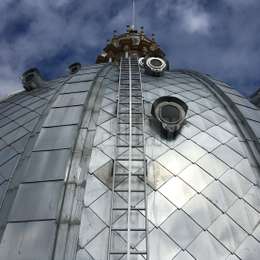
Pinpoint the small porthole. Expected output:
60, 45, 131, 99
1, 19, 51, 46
145, 57, 167, 76
69, 62, 81, 74
151, 96, 188, 135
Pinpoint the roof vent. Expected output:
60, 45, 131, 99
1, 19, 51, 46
69, 62, 81, 74
21, 68, 44, 91
144, 57, 167, 76
151, 96, 188, 135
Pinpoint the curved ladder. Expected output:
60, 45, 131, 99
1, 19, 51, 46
107, 56, 149, 259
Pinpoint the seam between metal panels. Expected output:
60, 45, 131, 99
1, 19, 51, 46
175, 69, 260, 174
52, 64, 113, 260
0, 76, 72, 242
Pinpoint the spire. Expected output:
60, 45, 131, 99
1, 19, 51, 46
132, 0, 136, 30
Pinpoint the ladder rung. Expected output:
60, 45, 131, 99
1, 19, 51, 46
119, 102, 143, 105
118, 112, 143, 115
115, 173, 144, 177
119, 95, 142, 98
116, 158, 144, 161
111, 228, 146, 232
119, 122, 143, 125
114, 189, 145, 193
117, 145, 144, 148
110, 251, 147, 255
117, 133, 143, 136
113, 207, 145, 211
120, 88, 140, 90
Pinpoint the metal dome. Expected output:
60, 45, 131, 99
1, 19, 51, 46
0, 30, 260, 260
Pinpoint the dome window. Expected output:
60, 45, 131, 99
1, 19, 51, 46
21, 68, 44, 91
69, 62, 81, 74
145, 57, 167, 76
151, 96, 188, 135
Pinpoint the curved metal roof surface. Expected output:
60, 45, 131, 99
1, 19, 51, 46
0, 62, 259, 260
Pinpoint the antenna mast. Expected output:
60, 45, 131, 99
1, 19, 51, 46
132, 0, 136, 29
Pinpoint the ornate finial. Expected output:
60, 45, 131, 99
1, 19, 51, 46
152, 33, 155, 41
126, 25, 130, 32
113, 30, 117, 36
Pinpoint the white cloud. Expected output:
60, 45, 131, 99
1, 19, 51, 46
181, 8, 210, 34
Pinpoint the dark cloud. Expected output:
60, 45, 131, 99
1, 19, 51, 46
0, 0, 259, 97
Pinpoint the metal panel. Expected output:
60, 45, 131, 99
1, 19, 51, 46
0, 122, 20, 138
188, 115, 214, 131
8, 181, 63, 221
146, 161, 173, 190
68, 73, 96, 83
173, 251, 195, 260
175, 140, 207, 163
161, 209, 202, 248
0, 146, 17, 166
61, 81, 92, 94
208, 214, 247, 252
201, 110, 225, 125
188, 231, 229, 260
34, 125, 78, 151
227, 199, 260, 233
84, 174, 108, 207
220, 169, 252, 198
159, 176, 196, 208
43, 106, 83, 127
236, 236, 260, 260
78, 207, 106, 247
0, 155, 20, 181
184, 194, 221, 229
192, 132, 221, 152
145, 191, 176, 227
2, 127, 28, 145
88, 148, 111, 174
85, 227, 109, 260
145, 136, 169, 160
197, 153, 230, 179
157, 150, 191, 175
213, 145, 243, 168
52, 92, 87, 107
179, 164, 214, 192
207, 125, 234, 143
0, 221, 56, 260
202, 181, 237, 211
24, 150, 71, 182
235, 159, 258, 184
138, 228, 180, 260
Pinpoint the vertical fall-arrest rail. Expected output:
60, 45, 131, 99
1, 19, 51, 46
107, 56, 149, 259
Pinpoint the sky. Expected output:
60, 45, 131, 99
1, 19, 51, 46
0, 0, 260, 97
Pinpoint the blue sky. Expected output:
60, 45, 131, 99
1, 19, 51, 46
0, 0, 260, 97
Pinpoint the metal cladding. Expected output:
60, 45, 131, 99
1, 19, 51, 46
1, 32, 260, 260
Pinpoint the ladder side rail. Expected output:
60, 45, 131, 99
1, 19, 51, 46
127, 57, 132, 260
107, 58, 123, 260
137, 56, 150, 260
